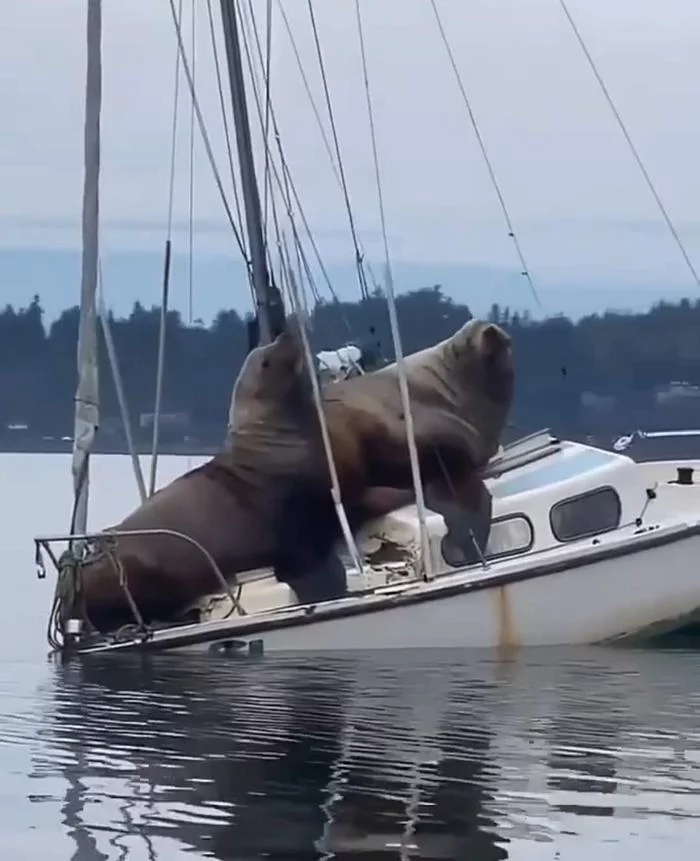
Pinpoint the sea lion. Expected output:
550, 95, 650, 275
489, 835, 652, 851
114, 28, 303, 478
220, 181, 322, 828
323, 318, 514, 560
329, 318, 513, 475
74, 324, 409, 634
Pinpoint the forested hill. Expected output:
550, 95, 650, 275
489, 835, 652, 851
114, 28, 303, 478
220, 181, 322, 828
3, 286, 700, 451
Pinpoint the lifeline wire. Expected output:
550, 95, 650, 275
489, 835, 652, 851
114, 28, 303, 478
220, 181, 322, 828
429, 0, 542, 311
558, 0, 700, 290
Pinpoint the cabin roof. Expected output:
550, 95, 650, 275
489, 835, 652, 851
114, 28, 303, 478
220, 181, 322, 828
489, 444, 622, 499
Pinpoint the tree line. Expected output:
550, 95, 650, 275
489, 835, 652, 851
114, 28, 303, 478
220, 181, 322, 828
3, 286, 700, 450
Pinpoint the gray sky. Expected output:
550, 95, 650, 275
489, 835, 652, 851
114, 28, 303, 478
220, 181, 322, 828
2, 0, 700, 317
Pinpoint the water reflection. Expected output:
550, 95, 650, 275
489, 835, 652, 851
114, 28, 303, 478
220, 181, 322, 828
27, 648, 700, 859
545, 665, 624, 818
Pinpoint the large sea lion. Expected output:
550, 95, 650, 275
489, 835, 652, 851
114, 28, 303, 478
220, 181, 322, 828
322, 317, 514, 559
73, 325, 410, 634
328, 318, 512, 477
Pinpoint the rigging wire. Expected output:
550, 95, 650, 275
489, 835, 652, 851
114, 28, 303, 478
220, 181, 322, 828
186, 0, 197, 475
261, 0, 274, 237
166, 0, 184, 250
149, 0, 184, 497
279, 233, 364, 575
236, 0, 292, 281
187, 0, 196, 327
429, 0, 543, 311
239, 0, 284, 295
204, 0, 248, 260
353, 0, 433, 579
558, 0, 700, 290
275, 0, 381, 295
236, 0, 354, 333
241, 0, 377, 348
276, 1, 340, 193
97, 270, 147, 503
165, 0, 252, 273
306, 0, 371, 301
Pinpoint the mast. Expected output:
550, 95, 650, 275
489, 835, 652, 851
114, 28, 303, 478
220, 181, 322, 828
218, 0, 284, 345
71, 0, 102, 538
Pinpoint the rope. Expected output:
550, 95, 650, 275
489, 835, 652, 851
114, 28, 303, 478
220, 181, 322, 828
305, 0, 371, 301
353, 0, 433, 580
429, 0, 542, 311
558, 0, 700, 291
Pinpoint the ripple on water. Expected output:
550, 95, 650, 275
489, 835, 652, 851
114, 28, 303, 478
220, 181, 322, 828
0, 647, 697, 859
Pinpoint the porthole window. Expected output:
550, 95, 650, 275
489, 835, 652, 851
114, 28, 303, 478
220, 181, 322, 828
441, 514, 534, 567
549, 486, 621, 543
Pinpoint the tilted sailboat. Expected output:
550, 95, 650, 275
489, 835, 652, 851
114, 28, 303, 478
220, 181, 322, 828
33, 0, 700, 656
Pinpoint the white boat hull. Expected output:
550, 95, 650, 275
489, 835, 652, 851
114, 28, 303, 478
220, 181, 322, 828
160, 522, 700, 655
38, 432, 700, 658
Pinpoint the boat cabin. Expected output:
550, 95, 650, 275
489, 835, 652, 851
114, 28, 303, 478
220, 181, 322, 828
356, 430, 657, 576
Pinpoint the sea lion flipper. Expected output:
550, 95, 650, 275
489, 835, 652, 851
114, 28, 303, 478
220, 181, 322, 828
276, 552, 348, 605
425, 472, 493, 565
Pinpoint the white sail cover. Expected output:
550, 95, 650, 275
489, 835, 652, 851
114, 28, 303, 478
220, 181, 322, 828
316, 345, 363, 381
71, 0, 101, 534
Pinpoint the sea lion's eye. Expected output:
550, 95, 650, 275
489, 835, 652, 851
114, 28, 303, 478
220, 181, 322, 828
261, 359, 270, 369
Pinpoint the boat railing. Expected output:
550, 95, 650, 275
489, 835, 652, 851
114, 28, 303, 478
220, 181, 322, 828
613, 428, 700, 452
34, 527, 246, 653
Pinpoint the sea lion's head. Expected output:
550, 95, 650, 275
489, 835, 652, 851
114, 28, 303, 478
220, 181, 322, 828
228, 315, 314, 430
447, 318, 514, 409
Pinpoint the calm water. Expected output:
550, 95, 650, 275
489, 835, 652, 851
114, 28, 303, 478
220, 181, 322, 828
3, 453, 700, 859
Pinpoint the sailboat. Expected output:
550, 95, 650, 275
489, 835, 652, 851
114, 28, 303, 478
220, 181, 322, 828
33, 0, 700, 656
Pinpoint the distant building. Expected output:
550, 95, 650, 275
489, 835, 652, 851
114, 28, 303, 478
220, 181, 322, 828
580, 391, 617, 413
138, 412, 191, 431
654, 381, 700, 405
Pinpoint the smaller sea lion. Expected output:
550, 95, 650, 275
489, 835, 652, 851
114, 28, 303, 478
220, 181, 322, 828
75, 323, 408, 633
